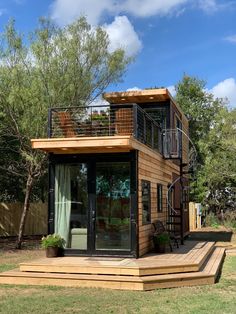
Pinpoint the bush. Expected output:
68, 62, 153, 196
41, 234, 65, 249
223, 211, 236, 230
153, 232, 170, 245
205, 210, 236, 231
205, 212, 220, 228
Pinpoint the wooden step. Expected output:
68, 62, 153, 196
0, 269, 145, 290
19, 242, 215, 276
0, 247, 225, 290
143, 247, 225, 290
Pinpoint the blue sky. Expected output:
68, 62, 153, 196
0, 0, 236, 107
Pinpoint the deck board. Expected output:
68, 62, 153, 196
0, 241, 225, 290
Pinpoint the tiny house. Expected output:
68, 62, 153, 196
31, 88, 190, 258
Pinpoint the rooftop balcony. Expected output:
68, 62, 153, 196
31, 103, 182, 158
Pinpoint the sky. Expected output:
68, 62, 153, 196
0, 0, 236, 108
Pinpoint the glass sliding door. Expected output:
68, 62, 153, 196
95, 162, 131, 251
54, 163, 88, 250
52, 154, 135, 256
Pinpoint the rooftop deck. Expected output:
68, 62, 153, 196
31, 103, 182, 158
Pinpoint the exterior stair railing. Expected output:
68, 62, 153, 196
163, 128, 197, 244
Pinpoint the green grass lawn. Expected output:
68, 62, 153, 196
0, 249, 236, 314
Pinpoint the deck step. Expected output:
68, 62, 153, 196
0, 247, 225, 290
143, 247, 225, 290
18, 242, 215, 276
0, 243, 225, 290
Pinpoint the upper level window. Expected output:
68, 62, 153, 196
145, 107, 168, 129
142, 180, 151, 224
157, 184, 163, 212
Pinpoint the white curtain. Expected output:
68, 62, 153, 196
55, 164, 71, 247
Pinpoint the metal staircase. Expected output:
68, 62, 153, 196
163, 128, 197, 244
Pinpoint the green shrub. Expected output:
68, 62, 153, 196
205, 212, 220, 228
223, 211, 236, 230
41, 234, 65, 249
153, 232, 170, 245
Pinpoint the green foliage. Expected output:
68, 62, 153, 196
0, 17, 131, 202
205, 211, 236, 230
175, 75, 235, 212
175, 75, 224, 142
153, 232, 170, 245
41, 234, 65, 249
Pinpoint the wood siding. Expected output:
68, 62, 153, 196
137, 149, 180, 257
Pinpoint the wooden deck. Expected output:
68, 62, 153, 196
0, 241, 225, 291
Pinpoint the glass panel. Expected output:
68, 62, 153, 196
96, 162, 131, 251
55, 163, 88, 250
142, 180, 151, 224
145, 107, 168, 129
157, 184, 163, 212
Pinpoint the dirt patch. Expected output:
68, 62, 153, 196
0, 236, 41, 251
0, 236, 44, 264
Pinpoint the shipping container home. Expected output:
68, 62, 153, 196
31, 88, 192, 258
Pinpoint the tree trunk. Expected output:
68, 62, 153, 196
16, 173, 34, 249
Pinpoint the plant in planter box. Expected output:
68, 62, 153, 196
153, 232, 170, 253
41, 234, 65, 258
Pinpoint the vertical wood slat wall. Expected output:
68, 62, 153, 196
0, 203, 47, 237
138, 150, 180, 257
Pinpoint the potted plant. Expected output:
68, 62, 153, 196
153, 232, 170, 253
41, 234, 66, 258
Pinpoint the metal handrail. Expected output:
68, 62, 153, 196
48, 103, 162, 153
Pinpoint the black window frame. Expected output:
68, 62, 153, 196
157, 183, 163, 213
141, 180, 151, 225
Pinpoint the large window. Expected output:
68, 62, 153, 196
142, 180, 151, 224
157, 184, 163, 212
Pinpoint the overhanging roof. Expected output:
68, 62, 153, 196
103, 88, 172, 104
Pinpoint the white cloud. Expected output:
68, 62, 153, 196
126, 86, 141, 91
51, 0, 113, 25
51, 0, 227, 26
50, 0, 190, 25
210, 78, 236, 108
0, 8, 7, 16
90, 96, 109, 109
197, 0, 233, 14
167, 85, 176, 97
197, 0, 218, 13
120, 0, 188, 18
224, 35, 236, 44
104, 16, 142, 57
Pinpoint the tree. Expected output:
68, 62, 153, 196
198, 108, 236, 212
175, 75, 227, 205
0, 17, 131, 248
175, 75, 224, 149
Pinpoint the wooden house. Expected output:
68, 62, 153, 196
31, 88, 191, 258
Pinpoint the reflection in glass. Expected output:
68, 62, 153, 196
54, 164, 88, 250
142, 180, 151, 224
96, 162, 131, 251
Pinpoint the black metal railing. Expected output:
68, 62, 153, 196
48, 104, 163, 153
